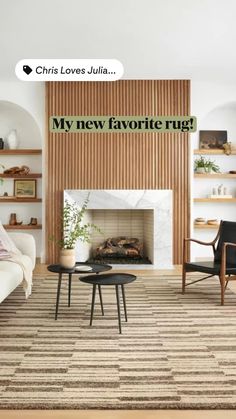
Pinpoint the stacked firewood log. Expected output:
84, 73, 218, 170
96, 236, 143, 258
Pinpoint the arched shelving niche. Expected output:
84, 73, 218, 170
0, 100, 41, 148
200, 102, 236, 142
0, 100, 43, 258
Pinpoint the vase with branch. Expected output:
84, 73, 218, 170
51, 194, 101, 268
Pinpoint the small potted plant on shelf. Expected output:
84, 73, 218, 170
51, 194, 101, 269
0, 164, 4, 187
194, 156, 220, 174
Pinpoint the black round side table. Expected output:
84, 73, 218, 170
47, 262, 112, 320
80, 273, 137, 334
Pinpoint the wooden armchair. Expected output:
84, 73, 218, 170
182, 220, 236, 305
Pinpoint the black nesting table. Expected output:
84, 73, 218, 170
80, 273, 137, 333
47, 262, 112, 319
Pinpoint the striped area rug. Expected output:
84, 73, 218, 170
1, 275, 236, 409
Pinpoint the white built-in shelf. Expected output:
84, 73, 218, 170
0, 149, 42, 155
194, 173, 236, 178
194, 198, 236, 202
194, 149, 236, 155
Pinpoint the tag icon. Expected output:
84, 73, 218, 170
23, 65, 33, 75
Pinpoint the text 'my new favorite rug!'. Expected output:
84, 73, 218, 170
1, 275, 236, 409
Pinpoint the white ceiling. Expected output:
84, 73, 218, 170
1, 0, 236, 83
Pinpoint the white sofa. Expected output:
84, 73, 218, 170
0, 233, 36, 303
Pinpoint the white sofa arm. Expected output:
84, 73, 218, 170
8, 233, 36, 269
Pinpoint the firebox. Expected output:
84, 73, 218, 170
86, 208, 154, 264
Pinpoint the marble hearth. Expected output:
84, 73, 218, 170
64, 189, 173, 268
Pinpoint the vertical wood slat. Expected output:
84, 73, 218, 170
46, 80, 190, 264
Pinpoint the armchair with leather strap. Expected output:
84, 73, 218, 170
182, 220, 236, 305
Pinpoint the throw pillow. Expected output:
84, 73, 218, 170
0, 222, 21, 255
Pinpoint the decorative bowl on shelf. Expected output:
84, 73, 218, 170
207, 219, 219, 225
194, 218, 206, 225
207, 219, 219, 226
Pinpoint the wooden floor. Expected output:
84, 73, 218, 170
2, 410, 236, 419
33, 264, 182, 277
2, 264, 236, 418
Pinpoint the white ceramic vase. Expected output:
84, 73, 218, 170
59, 248, 76, 269
6, 129, 19, 149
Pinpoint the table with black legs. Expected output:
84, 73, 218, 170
80, 273, 137, 333
47, 262, 112, 320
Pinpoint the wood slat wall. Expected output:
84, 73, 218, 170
46, 80, 190, 264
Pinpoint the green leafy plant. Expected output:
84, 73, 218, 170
194, 156, 220, 173
0, 164, 4, 185
51, 194, 102, 249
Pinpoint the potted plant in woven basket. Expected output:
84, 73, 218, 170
52, 194, 101, 269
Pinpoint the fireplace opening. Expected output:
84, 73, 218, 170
85, 209, 154, 265
88, 236, 152, 265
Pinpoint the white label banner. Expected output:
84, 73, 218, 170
15, 59, 124, 81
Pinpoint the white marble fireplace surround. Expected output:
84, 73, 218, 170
64, 190, 173, 268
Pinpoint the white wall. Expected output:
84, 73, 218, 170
1, 1, 236, 84
0, 81, 45, 258
191, 81, 236, 260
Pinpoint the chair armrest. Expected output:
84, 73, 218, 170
183, 237, 216, 265
184, 223, 221, 247
184, 237, 216, 246
183, 225, 221, 264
